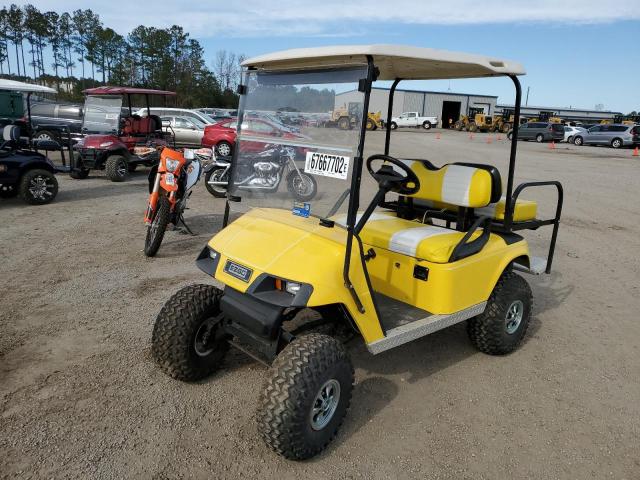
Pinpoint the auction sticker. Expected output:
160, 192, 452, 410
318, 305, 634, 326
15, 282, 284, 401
305, 151, 350, 180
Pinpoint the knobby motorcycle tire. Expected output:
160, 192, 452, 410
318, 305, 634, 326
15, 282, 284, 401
144, 196, 171, 257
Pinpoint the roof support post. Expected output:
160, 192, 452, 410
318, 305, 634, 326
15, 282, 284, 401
384, 78, 401, 155
504, 74, 522, 230
342, 55, 376, 313
26, 92, 33, 143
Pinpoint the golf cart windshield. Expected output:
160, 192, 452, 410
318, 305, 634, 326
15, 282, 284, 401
82, 95, 123, 134
228, 66, 368, 219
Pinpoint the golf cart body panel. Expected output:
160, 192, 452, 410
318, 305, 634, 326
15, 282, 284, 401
204, 205, 529, 345
205, 208, 383, 343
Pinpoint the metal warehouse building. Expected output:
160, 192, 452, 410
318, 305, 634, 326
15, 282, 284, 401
334, 87, 498, 128
496, 104, 623, 123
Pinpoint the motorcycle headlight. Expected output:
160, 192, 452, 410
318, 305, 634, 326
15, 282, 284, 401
99, 141, 113, 148
165, 159, 180, 172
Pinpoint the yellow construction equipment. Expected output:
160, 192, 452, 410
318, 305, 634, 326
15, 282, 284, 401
366, 111, 384, 130
326, 103, 382, 131
453, 107, 483, 131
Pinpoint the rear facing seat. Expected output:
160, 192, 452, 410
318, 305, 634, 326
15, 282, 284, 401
414, 196, 537, 222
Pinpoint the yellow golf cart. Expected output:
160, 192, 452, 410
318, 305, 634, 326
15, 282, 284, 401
151, 45, 563, 460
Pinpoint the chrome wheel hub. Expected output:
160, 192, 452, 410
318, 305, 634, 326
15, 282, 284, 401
310, 379, 340, 430
28, 175, 54, 201
218, 144, 231, 156
117, 161, 127, 177
293, 175, 312, 196
505, 300, 524, 334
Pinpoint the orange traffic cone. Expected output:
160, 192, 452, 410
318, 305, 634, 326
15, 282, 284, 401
469, 133, 474, 140
497, 134, 503, 141
549, 141, 556, 150
436, 132, 441, 140
486, 136, 492, 144
633, 147, 639, 157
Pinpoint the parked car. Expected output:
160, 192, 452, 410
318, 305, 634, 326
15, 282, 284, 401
161, 115, 206, 146
136, 107, 215, 126
29, 102, 84, 144
563, 125, 586, 143
390, 111, 438, 130
507, 122, 565, 142
573, 124, 640, 148
201, 117, 309, 157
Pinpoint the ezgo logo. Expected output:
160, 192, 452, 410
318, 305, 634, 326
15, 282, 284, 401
224, 260, 253, 282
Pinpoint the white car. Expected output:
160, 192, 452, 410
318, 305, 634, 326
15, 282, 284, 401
390, 111, 438, 130
563, 125, 586, 143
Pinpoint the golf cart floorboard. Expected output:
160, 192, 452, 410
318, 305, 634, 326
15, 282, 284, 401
368, 293, 486, 354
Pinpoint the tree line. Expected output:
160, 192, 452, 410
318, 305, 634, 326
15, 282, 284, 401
0, 4, 242, 108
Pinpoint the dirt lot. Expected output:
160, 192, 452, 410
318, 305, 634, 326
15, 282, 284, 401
2, 130, 639, 479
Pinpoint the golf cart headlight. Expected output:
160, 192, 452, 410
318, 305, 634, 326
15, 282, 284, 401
165, 159, 180, 172
209, 249, 218, 260
285, 282, 302, 295
99, 141, 114, 148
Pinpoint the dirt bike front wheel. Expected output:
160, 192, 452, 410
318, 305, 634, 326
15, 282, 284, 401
144, 196, 171, 257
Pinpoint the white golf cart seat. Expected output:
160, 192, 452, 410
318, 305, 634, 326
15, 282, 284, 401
401, 158, 537, 222
1, 125, 21, 152
334, 211, 485, 263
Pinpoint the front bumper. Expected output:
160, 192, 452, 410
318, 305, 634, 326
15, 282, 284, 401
195, 245, 313, 350
76, 148, 105, 168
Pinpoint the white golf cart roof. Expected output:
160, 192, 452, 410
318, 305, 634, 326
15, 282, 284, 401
243, 44, 525, 80
0, 79, 57, 94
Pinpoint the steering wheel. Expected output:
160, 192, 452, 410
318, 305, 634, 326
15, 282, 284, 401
366, 154, 420, 195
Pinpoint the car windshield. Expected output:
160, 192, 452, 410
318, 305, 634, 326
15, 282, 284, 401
190, 116, 207, 129
228, 66, 368, 220
82, 95, 123, 134
197, 112, 216, 124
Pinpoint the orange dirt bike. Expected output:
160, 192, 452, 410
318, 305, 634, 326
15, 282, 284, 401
143, 147, 211, 257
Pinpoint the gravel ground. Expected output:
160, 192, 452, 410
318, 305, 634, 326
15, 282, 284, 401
1, 130, 639, 479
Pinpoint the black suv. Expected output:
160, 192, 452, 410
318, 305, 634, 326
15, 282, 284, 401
30, 102, 84, 145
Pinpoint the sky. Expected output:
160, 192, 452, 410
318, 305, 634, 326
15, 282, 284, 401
12, 0, 640, 113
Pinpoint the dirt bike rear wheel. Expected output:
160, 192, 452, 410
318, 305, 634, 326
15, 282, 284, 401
144, 196, 171, 257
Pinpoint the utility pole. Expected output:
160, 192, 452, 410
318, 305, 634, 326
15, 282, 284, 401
525, 86, 530, 106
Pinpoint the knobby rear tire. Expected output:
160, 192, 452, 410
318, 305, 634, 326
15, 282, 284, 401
467, 271, 533, 355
